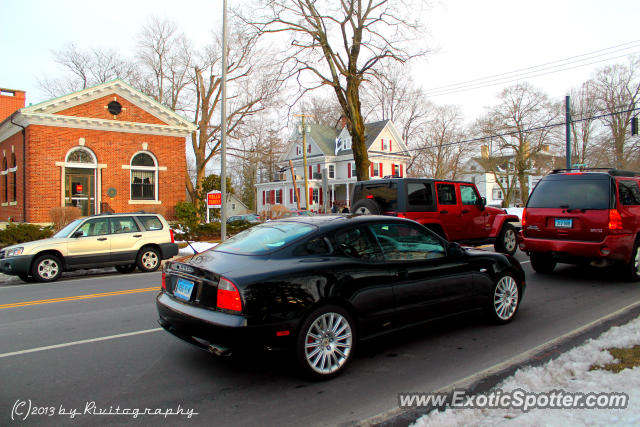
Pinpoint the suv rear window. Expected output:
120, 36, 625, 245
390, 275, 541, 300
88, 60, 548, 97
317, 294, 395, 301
352, 182, 398, 211
618, 180, 640, 206
527, 175, 612, 209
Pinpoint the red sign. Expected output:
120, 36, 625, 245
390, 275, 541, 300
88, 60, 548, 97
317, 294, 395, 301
207, 191, 222, 207
76, 184, 83, 193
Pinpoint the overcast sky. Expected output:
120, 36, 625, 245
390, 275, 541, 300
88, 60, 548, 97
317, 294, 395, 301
2, 0, 639, 122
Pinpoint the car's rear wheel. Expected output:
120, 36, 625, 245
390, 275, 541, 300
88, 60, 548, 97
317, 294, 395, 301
296, 305, 356, 380
351, 199, 381, 215
627, 239, 640, 282
487, 272, 521, 324
137, 247, 161, 272
530, 252, 556, 273
115, 264, 136, 274
31, 254, 62, 282
494, 223, 517, 255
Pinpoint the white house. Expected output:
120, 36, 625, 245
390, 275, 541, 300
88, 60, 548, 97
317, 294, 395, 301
256, 120, 410, 213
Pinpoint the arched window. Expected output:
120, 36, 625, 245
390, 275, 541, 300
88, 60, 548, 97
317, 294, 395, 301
11, 153, 16, 202
2, 157, 7, 203
66, 148, 96, 164
130, 152, 158, 200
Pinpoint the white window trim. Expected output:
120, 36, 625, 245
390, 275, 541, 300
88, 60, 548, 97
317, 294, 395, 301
328, 163, 335, 179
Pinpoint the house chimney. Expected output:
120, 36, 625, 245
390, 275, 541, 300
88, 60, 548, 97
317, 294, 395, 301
0, 88, 26, 122
338, 116, 349, 129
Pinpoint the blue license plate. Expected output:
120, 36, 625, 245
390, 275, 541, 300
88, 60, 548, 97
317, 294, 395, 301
174, 278, 194, 301
555, 218, 573, 229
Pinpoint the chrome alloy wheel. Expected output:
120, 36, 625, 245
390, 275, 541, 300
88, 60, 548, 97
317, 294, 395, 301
37, 258, 60, 280
493, 275, 519, 321
503, 228, 517, 253
304, 312, 353, 375
141, 251, 159, 269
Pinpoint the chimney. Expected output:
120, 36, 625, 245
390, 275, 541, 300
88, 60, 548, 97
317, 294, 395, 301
338, 116, 349, 129
0, 88, 26, 122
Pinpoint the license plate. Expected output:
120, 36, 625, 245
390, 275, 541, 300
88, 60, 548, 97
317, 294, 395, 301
555, 218, 573, 229
174, 278, 194, 301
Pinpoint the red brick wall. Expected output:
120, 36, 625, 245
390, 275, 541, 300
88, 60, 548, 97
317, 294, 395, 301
56, 94, 168, 125
0, 130, 26, 221
0, 125, 186, 223
0, 89, 26, 122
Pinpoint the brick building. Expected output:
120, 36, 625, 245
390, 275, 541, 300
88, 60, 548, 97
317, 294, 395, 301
0, 80, 195, 223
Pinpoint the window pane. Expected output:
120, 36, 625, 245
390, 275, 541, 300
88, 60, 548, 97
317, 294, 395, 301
110, 217, 140, 234
460, 185, 479, 205
131, 170, 155, 200
67, 149, 94, 163
77, 218, 109, 236
370, 223, 445, 261
437, 184, 457, 205
132, 153, 155, 166
333, 227, 380, 260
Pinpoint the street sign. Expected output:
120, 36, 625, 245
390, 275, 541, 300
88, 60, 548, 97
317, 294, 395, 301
207, 191, 222, 208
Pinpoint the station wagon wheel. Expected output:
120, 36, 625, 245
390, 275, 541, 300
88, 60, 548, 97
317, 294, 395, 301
137, 247, 161, 272
115, 264, 136, 274
487, 272, 520, 324
296, 305, 356, 380
351, 199, 381, 215
627, 239, 640, 282
31, 254, 62, 283
494, 223, 517, 255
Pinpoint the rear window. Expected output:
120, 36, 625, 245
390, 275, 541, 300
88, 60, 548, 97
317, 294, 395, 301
527, 175, 611, 209
353, 182, 398, 211
215, 221, 316, 255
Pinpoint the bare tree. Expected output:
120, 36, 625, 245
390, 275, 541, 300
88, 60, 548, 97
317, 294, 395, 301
569, 80, 600, 166
245, 0, 426, 181
297, 95, 343, 127
591, 55, 640, 169
476, 83, 561, 205
409, 105, 468, 179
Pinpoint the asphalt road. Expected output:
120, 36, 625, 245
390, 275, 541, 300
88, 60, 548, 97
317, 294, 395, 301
1, 253, 640, 426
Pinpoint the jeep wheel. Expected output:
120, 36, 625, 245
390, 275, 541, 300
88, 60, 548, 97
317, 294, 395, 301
627, 239, 640, 282
137, 247, 161, 272
351, 199, 381, 215
494, 223, 517, 255
530, 252, 556, 274
31, 254, 63, 282
115, 264, 136, 274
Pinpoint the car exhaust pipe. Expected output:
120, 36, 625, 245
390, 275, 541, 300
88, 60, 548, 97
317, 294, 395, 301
208, 344, 232, 357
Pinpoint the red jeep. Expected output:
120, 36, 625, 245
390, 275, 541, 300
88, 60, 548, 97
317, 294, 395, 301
351, 178, 520, 255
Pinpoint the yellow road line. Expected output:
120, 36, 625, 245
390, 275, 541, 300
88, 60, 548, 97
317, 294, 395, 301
0, 287, 161, 309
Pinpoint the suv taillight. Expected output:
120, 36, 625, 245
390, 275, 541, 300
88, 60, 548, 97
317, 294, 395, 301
608, 209, 623, 231
521, 208, 526, 227
217, 277, 242, 312
161, 271, 166, 290
169, 229, 175, 243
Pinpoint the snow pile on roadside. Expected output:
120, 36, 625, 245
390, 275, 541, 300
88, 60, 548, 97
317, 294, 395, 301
414, 316, 640, 426
177, 241, 217, 255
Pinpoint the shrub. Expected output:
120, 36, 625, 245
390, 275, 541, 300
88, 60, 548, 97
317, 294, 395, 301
49, 206, 81, 231
174, 201, 199, 234
0, 223, 55, 247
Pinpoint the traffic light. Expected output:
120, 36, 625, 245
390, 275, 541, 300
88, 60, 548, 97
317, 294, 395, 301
632, 117, 638, 136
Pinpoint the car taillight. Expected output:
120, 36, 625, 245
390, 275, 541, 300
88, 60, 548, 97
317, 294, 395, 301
217, 277, 242, 312
169, 229, 175, 243
608, 209, 623, 231
521, 208, 526, 227
397, 212, 407, 218
161, 271, 166, 290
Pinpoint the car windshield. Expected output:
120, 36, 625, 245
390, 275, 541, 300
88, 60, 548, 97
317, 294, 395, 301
53, 219, 84, 238
527, 175, 611, 210
215, 221, 317, 255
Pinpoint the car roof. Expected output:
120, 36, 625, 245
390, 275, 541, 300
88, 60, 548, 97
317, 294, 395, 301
355, 177, 474, 185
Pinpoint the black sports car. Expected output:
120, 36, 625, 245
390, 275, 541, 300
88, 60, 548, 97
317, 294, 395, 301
157, 215, 525, 379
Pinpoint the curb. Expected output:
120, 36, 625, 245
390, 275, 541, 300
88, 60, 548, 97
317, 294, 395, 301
356, 300, 640, 427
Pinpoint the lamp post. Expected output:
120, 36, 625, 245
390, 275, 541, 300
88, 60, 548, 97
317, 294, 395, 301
220, 0, 228, 241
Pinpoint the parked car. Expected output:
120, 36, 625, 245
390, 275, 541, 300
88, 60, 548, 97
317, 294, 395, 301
284, 209, 314, 217
0, 212, 178, 282
350, 178, 520, 255
227, 214, 261, 223
519, 168, 640, 281
156, 215, 525, 379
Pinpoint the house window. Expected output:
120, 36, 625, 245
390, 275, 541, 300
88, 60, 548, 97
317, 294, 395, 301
371, 162, 379, 177
307, 144, 311, 153
312, 188, 319, 203
392, 164, 399, 177
296, 146, 301, 156
1, 157, 6, 203
382, 139, 389, 150
328, 164, 335, 179
10, 153, 16, 202
492, 187, 504, 200
276, 189, 282, 204
130, 152, 158, 201
351, 162, 356, 178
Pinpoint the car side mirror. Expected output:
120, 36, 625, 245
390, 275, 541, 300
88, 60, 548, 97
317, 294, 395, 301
477, 197, 486, 210
447, 242, 465, 258
72, 230, 84, 238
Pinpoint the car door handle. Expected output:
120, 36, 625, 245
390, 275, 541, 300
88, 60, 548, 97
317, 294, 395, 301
440, 210, 448, 214
97, 237, 107, 241
133, 234, 142, 238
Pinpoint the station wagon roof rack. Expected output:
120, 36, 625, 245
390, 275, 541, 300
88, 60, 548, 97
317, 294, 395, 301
551, 168, 640, 177
88, 210, 154, 217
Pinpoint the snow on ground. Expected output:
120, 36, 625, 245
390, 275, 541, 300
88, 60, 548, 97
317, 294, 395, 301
414, 316, 640, 426
505, 208, 524, 221
177, 241, 217, 255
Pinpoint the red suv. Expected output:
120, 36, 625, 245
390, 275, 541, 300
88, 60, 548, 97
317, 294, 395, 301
351, 178, 520, 255
519, 169, 640, 281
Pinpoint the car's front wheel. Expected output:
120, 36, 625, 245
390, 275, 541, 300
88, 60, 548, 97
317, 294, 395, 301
494, 223, 517, 255
115, 264, 136, 274
31, 254, 63, 282
137, 247, 161, 272
530, 252, 556, 273
487, 272, 521, 324
296, 305, 356, 380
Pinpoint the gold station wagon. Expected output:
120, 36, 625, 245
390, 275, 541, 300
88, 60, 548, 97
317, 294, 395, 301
0, 213, 178, 282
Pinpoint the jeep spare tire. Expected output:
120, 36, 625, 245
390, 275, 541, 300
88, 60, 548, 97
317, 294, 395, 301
352, 199, 381, 215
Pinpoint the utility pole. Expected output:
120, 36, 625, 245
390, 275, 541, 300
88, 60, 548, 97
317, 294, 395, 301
294, 114, 313, 210
220, 0, 228, 241
565, 95, 571, 169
